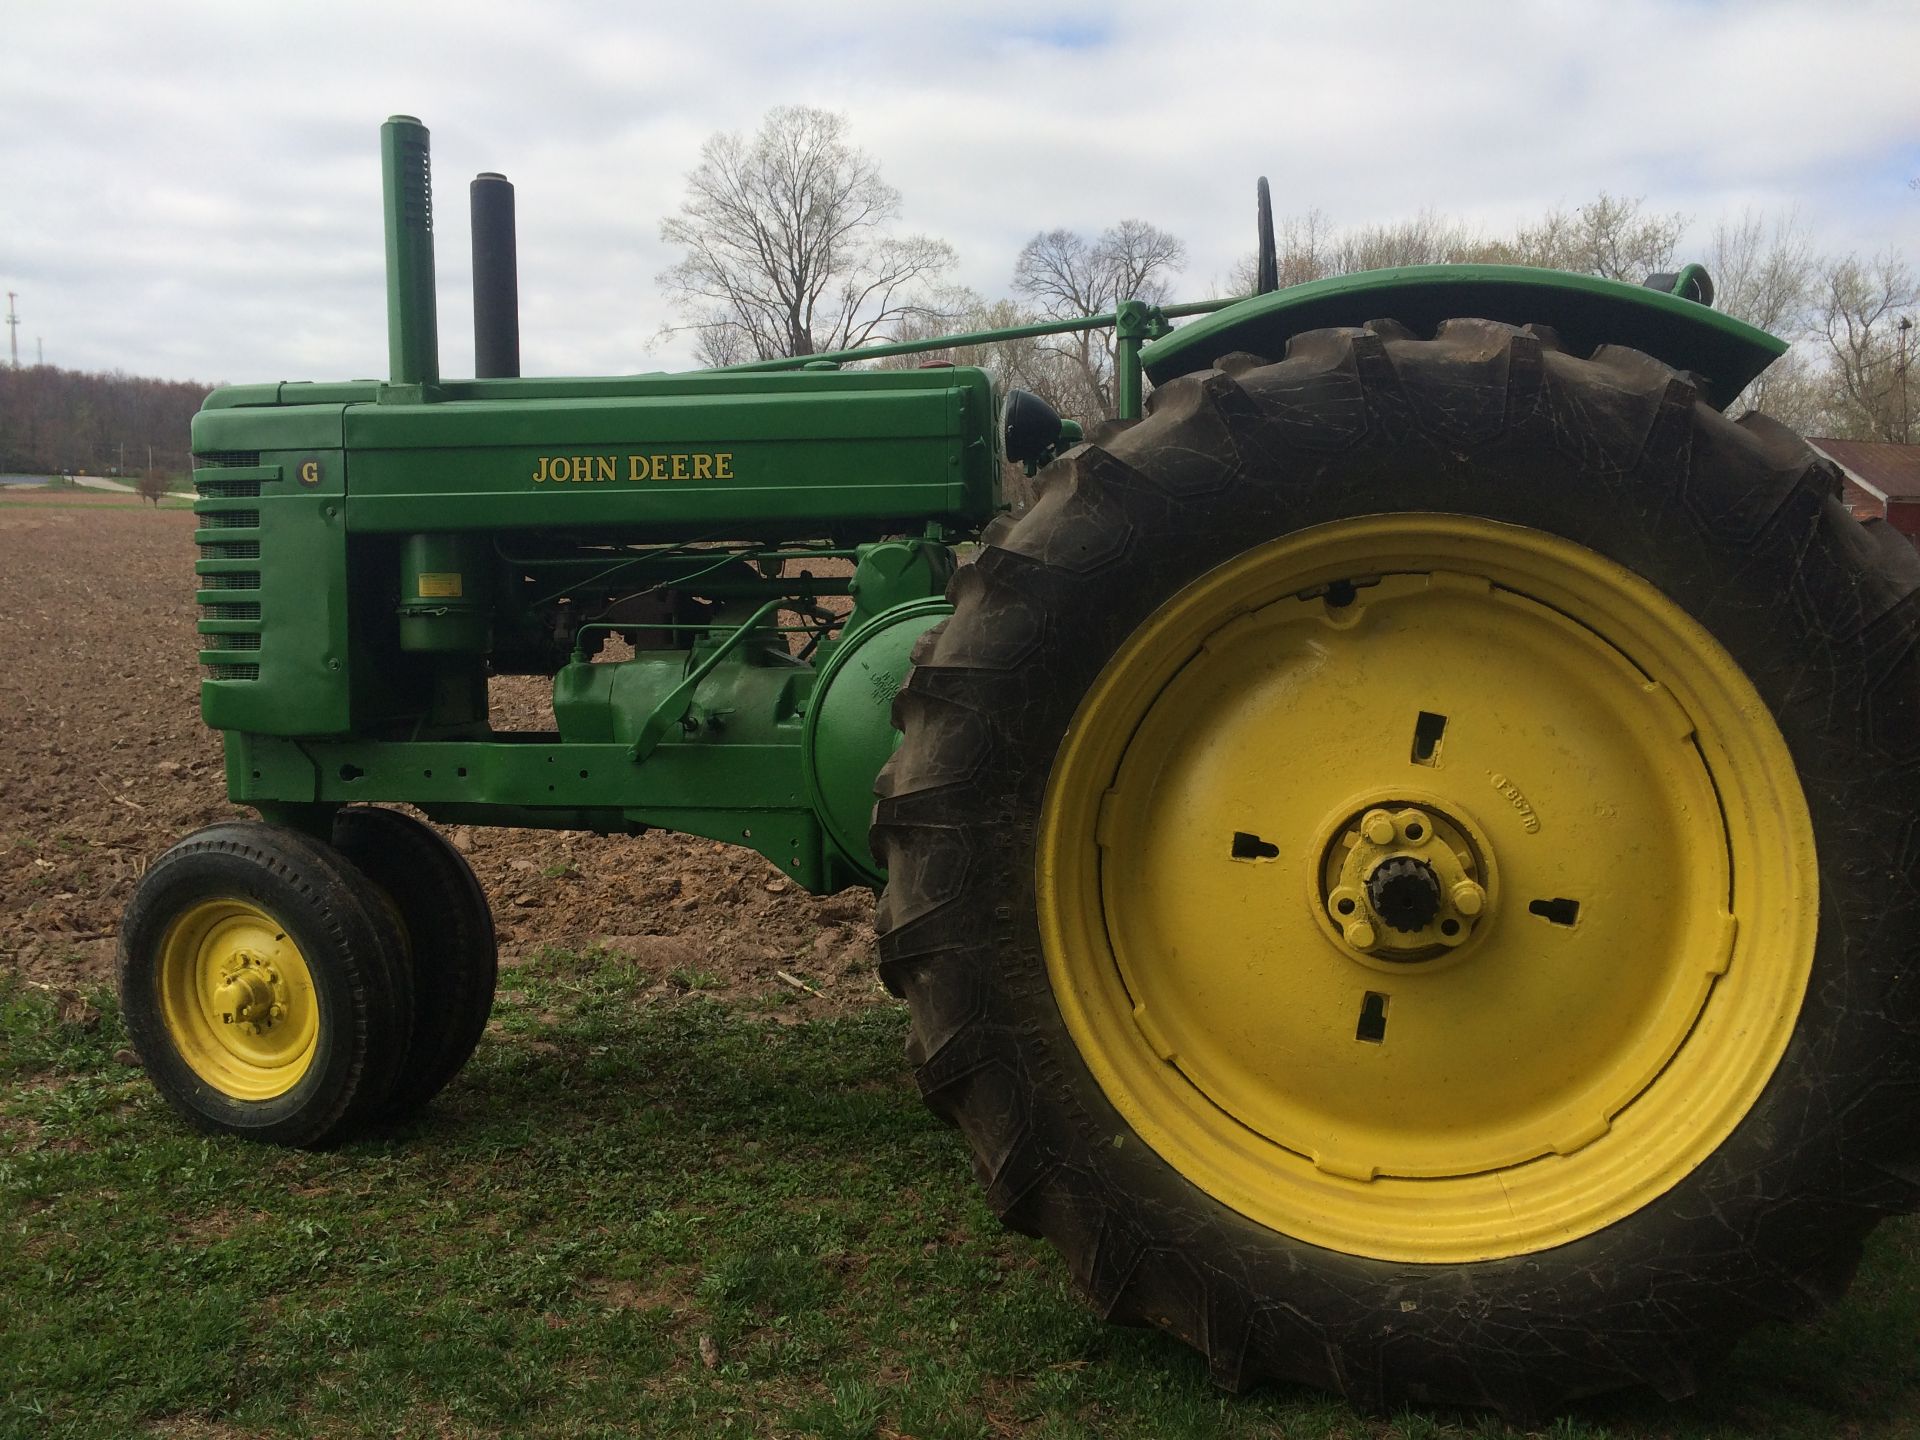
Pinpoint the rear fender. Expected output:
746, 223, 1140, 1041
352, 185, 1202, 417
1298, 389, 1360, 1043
1140, 264, 1785, 410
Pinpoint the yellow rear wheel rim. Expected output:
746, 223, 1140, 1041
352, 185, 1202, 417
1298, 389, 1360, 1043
1037, 514, 1816, 1263
156, 899, 319, 1100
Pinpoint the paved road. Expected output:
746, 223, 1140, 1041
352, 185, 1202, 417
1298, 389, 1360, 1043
0, 473, 137, 493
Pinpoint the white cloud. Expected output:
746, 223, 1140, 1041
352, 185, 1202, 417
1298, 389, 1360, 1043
2, 0, 1914, 383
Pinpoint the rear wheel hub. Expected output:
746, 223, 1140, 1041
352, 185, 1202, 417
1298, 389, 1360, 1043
1322, 803, 1486, 961
1367, 857, 1440, 933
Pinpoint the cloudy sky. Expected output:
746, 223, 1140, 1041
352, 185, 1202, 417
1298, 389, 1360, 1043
4, 0, 1915, 386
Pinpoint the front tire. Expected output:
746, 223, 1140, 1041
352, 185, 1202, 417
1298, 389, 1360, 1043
873, 320, 1920, 1410
332, 806, 497, 1121
118, 821, 414, 1148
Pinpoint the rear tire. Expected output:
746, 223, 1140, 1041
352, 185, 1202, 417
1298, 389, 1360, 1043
332, 806, 497, 1121
118, 821, 413, 1148
873, 320, 1920, 1411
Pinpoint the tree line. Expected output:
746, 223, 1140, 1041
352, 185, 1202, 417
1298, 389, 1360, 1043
0, 363, 208, 482
656, 107, 1917, 446
5, 110, 1907, 493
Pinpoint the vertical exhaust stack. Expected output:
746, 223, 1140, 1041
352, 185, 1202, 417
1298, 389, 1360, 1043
470, 172, 521, 379
381, 115, 440, 386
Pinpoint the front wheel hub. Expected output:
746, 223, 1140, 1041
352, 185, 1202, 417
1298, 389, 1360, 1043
156, 900, 319, 1099
212, 951, 289, 1033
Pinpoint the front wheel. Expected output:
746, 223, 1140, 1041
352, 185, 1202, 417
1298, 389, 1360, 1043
333, 805, 497, 1121
874, 320, 1920, 1411
117, 821, 414, 1148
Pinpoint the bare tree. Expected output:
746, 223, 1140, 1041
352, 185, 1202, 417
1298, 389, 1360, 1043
0, 364, 205, 476
1709, 210, 1816, 336
659, 107, 956, 362
1221, 209, 1344, 296
689, 317, 754, 370
872, 292, 1051, 385
1735, 346, 1835, 436
1334, 212, 1495, 273
1817, 253, 1918, 443
873, 291, 1089, 512
1703, 210, 1819, 416
1275, 210, 1340, 287
1495, 193, 1685, 281
1224, 195, 1679, 296
1204, 192, 1916, 441
1013, 220, 1185, 420
134, 468, 171, 506
1708, 233, 1917, 439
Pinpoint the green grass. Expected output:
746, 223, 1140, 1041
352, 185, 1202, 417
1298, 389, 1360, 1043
5, 953, 1919, 1439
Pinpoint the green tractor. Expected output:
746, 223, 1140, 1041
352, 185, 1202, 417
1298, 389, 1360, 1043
119, 116, 1920, 1412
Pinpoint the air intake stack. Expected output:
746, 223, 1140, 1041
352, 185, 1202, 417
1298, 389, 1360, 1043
380, 115, 440, 386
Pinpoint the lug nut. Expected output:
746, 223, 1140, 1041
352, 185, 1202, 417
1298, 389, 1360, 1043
1361, 810, 1396, 845
1451, 881, 1485, 917
1343, 919, 1378, 949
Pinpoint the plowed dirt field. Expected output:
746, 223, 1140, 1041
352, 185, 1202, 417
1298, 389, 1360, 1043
0, 489, 884, 1015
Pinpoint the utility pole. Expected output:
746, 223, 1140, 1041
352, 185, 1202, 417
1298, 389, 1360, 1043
1898, 316, 1912, 446
5, 292, 18, 369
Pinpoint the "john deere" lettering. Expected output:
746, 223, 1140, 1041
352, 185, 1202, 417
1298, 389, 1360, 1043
531, 453, 735, 484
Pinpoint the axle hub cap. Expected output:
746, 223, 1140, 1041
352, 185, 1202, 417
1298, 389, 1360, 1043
1368, 857, 1439, 933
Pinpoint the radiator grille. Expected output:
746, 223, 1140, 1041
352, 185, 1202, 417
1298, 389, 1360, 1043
194, 451, 262, 468
195, 476, 265, 680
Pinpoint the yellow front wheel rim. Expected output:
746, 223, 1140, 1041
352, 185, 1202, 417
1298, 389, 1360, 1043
1037, 515, 1817, 1264
156, 899, 320, 1100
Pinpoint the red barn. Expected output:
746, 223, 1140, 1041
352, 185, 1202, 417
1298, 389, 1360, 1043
1810, 438, 1920, 543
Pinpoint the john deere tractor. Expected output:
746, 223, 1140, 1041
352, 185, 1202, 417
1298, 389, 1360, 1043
119, 116, 1920, 1412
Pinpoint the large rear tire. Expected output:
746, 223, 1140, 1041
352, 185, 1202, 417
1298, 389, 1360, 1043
873, 320, 1920, 1411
